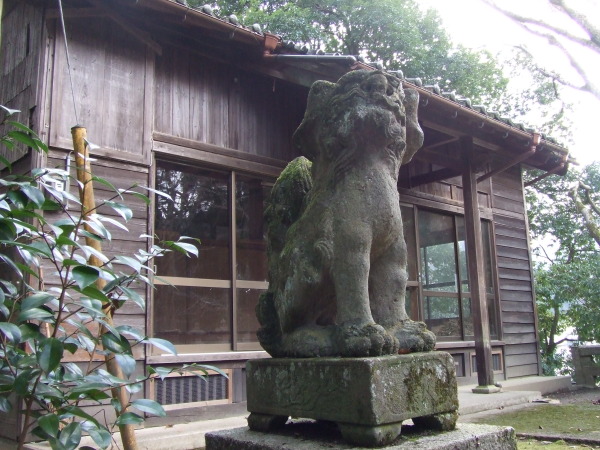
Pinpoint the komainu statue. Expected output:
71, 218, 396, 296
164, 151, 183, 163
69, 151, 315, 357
257, 70, 436, 358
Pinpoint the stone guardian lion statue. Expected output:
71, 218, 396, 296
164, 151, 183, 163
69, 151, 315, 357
256, 70, 436, 358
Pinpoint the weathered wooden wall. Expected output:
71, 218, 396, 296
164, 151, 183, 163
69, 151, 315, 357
403, 160, 492, 210
491, 165, 540, 378
49, 17, 149, 162
0, 2, 45, 437
402, 156, 540, 380
0, 0, 45, 165
41, 5, 306, 373
48, 14, 306, 163
154, 44, 305, 162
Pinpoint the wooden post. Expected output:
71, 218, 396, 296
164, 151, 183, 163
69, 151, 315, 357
460, 137, 497, 392
72, 126, 139, 449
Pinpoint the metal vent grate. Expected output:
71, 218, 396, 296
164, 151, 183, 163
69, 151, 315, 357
155, 374, 228, 405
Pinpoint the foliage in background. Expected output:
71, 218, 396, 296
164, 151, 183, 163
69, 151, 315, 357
201, 0, 508, 104
0, 107, 220, 449
525, 163, 600, 375
191, 0, 572, 142
489, 49, 574, 146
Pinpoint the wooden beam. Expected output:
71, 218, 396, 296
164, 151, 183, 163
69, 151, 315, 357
46, 7, 107, 19
413, 149, 463, 171
524, 162, 566, 187
87, 0, 162, 55
477, 140, 537, 183
152, 132, 287, 170
152, 137, 284, 178
421, 137, 460, 151
461, 136, 495, 389
230, 171, 238, 352
409, 167, 461, 188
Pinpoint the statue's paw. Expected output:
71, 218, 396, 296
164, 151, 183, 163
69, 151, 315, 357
335, 321, 398, 357
389, 320, 436, 354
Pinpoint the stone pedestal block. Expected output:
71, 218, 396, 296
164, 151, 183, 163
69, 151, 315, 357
245, 352, 458, 447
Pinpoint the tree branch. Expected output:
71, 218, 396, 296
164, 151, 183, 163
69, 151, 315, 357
580, 182, 600, 217
554, 336, 577, 346
549, 0, 600, 50
482, 0, 593, 47
482, 0, 600, 99
570, 183, 600, 247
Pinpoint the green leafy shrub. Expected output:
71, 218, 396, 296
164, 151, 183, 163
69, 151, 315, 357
0, 106, 220, 449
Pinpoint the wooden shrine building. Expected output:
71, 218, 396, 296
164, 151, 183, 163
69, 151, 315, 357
1, 0, 571, 432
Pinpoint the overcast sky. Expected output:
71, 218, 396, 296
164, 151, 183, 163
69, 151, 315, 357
418, 0, 600, 166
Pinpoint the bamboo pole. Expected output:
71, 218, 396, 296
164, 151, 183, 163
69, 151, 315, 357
0, 0, 4, 49
72, 126, 139, 450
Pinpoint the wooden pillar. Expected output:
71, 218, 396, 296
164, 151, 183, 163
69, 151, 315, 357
461, 137, 495, 390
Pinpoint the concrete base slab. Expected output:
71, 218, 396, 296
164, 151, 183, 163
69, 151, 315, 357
493, 375, 572, 394
205, 422, 517, 449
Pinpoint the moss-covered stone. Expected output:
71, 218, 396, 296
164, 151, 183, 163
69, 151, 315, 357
246, 352, 459, 447
255, 70, 435, 358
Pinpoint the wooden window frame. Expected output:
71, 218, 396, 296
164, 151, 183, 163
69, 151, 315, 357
404, 205, 501, 343
149, 155, 276, 356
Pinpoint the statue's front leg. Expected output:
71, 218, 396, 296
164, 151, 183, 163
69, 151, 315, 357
330, 235, 394, 357
370, 238, 436, 354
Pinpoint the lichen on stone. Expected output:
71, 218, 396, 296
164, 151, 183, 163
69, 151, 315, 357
256, 70, 436, 358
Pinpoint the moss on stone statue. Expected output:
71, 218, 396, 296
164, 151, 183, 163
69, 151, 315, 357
256, 70, 435, 358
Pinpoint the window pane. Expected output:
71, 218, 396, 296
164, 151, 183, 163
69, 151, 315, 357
455, 219, 495, 295
424, 296, 461, 338
155, 161, 230, 279
418, 211, 458, 292
154, 285, 231, 347
236, 288, 264, 349
236, 175, 271, 281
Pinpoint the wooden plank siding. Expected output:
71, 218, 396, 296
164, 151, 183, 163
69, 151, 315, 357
0, 1, 46, 165
49, 17, 148, 162
491, 165, 540, 378
153, 44, 306, 163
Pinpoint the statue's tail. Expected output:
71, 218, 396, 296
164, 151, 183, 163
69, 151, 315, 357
256, 157, 313, 356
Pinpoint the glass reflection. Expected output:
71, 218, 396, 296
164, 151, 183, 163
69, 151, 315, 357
424, 296, 461, 338
419, 211, 458, 292
155, 162, 230, 279
236, 176, 271, 281
154, 285, 231, 346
